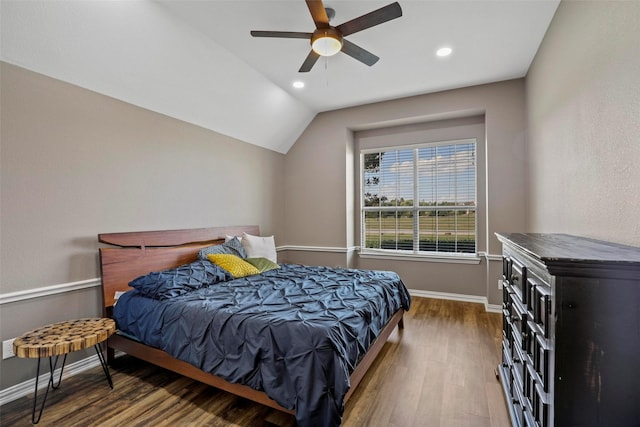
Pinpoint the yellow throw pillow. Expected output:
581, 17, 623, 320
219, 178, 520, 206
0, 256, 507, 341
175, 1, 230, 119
207, 254, 260, 278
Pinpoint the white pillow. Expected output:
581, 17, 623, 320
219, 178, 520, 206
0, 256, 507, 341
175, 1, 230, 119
241, 232, 277, 263
225, 234, 241, 242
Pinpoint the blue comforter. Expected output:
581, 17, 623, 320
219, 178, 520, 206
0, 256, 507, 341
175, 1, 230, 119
114, 264, 411, 426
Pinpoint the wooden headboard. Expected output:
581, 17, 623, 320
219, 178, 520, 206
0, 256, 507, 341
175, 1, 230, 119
98, 225, 260, 313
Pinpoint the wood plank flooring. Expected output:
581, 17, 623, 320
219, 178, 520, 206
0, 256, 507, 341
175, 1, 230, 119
0, 297, 509, 426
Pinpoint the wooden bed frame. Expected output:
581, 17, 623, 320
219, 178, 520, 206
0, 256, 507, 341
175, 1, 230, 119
98, 225, 405, 416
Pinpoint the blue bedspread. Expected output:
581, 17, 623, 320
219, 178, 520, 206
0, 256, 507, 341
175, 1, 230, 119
113, 264, 411, 426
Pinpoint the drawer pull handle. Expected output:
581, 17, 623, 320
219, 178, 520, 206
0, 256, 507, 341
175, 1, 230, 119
511, 275, 519, 282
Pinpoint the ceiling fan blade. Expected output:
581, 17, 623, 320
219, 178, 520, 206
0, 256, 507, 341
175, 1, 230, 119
250, 31, 312, 39
336, 2, 402, 37
299, 50, 321, 72
305, 0, 330, 29
341, 39, 379, 66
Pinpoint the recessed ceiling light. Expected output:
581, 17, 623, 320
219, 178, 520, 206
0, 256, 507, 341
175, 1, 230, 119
292, 81, 305, 89
436, 47, 452, 57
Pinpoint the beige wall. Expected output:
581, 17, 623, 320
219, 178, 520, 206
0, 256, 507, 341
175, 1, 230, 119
0, 62, 285, 388
283, 79, 528, 303
525, 1, 640, 246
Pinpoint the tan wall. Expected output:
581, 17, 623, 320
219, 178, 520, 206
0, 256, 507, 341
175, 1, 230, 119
277, 250, 349, 269
525, 1, 640, 246
0, 62, 285, 388
283, 79, 528, 303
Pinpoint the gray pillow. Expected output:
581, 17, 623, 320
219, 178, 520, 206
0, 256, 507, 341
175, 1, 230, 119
129, 260, 232, 300
198, 236, 247, 260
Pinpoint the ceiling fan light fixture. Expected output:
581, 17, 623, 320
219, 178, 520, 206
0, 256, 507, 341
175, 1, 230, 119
436, 47, 453, 57
311, 28, 343, 56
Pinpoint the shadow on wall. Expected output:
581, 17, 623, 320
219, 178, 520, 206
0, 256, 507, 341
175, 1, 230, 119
69, 236, 102, 281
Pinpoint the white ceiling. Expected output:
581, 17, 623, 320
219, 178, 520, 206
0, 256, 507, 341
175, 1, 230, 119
1, 0, 559, 153
159, 0, 559, 112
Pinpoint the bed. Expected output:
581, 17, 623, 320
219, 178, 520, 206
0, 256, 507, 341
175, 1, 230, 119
98, 226, 410, 426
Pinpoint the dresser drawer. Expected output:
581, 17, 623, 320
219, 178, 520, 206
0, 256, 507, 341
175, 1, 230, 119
511, 338, 526, 392
502, 280, 514, 310
532, 284, 552, 338
533, 382, 550, 427
508, 297, 529, 352
509, 258, 528, 305
503, 256, 511, 281
525, 360, 540, 410
503, 308, 513, 347
524, 324, 536, 361
533, 333, 550, 393
503, 341, 513, 370
512, 381, 526, 427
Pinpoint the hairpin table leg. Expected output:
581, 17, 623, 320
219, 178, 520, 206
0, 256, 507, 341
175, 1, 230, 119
94, 344, 113, 389
31, 354, 67, 424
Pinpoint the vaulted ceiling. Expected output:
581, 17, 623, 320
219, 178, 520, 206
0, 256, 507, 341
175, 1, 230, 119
1, 0, 559, 153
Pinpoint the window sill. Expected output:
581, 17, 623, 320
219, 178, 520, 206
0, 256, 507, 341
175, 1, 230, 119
358, 249, 481, 264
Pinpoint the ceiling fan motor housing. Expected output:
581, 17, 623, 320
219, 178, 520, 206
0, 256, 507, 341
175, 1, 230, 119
311, 27, 343, 56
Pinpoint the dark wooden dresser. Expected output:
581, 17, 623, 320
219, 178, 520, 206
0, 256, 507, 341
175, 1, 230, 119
495, 233, 640, 427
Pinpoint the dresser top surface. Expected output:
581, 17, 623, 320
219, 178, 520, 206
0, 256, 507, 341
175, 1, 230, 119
495, 233, 640, 267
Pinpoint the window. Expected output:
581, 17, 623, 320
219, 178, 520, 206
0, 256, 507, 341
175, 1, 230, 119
361, 139, 477, 255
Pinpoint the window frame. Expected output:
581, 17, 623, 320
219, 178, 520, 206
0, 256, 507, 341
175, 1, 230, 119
359, 138, 479, 261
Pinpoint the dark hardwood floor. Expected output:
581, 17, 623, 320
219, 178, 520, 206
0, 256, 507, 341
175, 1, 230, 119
0, 297, 509, 426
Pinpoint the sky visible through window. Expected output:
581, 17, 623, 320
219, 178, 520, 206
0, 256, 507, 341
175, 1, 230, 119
364, 143, 476, 207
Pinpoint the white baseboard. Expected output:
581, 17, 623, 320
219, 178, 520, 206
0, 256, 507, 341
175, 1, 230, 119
0, 353, 102, 406
409, 289, 502, 313
484, 303, 502, 313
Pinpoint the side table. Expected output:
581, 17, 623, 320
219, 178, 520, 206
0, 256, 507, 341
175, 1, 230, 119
13, 317, 116, 424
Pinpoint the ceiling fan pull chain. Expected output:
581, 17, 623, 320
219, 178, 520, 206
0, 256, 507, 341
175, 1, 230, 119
325, 57, 330, 89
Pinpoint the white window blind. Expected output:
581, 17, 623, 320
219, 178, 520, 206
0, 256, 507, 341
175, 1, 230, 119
362, 139, 477, 254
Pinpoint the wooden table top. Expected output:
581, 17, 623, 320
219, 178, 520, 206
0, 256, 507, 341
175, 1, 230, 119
13, 318, 116, 359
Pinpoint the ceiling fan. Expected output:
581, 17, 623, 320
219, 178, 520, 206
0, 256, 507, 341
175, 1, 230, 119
250, 0, 402, 72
